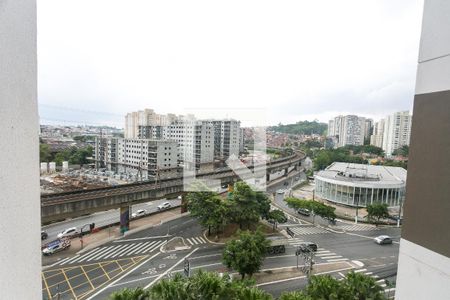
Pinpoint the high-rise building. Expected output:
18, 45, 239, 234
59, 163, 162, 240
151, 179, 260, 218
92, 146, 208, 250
370, 119, 385, 148
364, 118, 373, 142
382, 111, 412, 157
163, 119, 215, 171
206, 120, 241, 161
328, 115, 365, 147
124, 109, 180, 138
395, 1, 450, 298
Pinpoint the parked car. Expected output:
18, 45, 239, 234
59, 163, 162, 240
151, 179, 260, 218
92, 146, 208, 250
42, 239, 71, 256
41, 231, 48, 240
157, 202, 171, 210
131, 209, 147, 218
57, 227, 79, 239
276, 189, 285, 194
297, 208, 311, 216
374, 235, 393, 245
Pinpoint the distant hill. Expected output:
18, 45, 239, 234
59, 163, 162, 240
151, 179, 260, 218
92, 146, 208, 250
269, 120, 327, 135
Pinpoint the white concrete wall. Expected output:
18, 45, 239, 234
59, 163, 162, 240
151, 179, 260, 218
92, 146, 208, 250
0, 0, 41, 298
396, 239, 450, 300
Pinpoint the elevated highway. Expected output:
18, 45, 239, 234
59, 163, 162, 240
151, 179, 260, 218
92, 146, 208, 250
41, 152, 306, 223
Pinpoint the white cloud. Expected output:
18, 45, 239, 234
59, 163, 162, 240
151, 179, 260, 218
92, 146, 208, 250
37, 0, 424, 126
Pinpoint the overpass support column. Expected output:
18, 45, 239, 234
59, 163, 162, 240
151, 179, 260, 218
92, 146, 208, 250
120, 206, 130, 234
284, 168, 289, 176
181, 193, 188, 213
266, 173, 270, 182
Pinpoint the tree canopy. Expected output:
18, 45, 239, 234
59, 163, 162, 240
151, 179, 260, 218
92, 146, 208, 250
187, 191, 228, 235
285, 197, 336, 221
391, 145, 409, 157
313, 148, 368, 171
223, 229, 270, 279
366, 203, 390, 226
269, 121, 327, 136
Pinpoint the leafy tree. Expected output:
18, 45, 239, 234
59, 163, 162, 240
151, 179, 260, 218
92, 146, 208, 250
279, 291, 312, 300
284, 198, 336, 223
229, 182, 267, 229
109, 287, 150, 300
343, 271, 385, 300
149, 270, 272, 300
223, 230, 270, 279
269, 121, 328, 135
305, 275, 347, 299
366, 203, 390, 226
39, 143, 52, 162
187, 191, 228, 235
267, 209, 287, 230
392, 145, 409, 157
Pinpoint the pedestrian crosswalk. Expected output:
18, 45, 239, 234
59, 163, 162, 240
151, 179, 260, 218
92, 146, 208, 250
286, 215, 302, 224
336, 224, 379, 232
185, 236, 208, 246
353, 268, 396, 298
286, 237, 349, 264
287, 225, 329, 235
53, 239, 167, 266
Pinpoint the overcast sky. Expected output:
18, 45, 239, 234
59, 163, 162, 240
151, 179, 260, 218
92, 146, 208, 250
38, 0, 424, 127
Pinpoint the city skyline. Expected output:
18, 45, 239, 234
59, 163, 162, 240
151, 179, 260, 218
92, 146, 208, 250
38, 0, 422, 127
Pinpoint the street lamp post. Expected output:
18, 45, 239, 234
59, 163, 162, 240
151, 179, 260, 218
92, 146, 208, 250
355, 197, 360, 224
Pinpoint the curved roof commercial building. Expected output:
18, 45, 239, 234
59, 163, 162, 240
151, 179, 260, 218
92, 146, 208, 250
314, 162, 407, 207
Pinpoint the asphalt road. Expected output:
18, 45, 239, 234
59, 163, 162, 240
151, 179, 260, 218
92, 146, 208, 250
41, 173, 400, 299
41, 198, 181, 243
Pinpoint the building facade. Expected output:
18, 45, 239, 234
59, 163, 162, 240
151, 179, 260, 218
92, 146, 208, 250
314, 162, 407, 207
382, 111, 412, 157
370, 119, 385, 148
328, 115, 366, 147
207, 120, 241, 161
396, 1, 450, 298
94, 137, 178, 180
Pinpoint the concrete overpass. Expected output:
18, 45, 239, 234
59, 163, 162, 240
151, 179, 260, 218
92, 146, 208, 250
41, 152, 306, 225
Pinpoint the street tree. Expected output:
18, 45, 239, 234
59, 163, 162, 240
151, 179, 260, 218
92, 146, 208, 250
279, 291, 312, 300
109, 287, 150, 300
285, 197, 336, 223
267, 209, 287, 231
223, 229, 270, 279
366, 202, 390, 226
343, 271, 385, 300
187, 191, 228, 235
229, 182, 265, 229
39, 143, 52, 162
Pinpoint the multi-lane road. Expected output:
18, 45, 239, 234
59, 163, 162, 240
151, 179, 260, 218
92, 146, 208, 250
41, 176, 400, 299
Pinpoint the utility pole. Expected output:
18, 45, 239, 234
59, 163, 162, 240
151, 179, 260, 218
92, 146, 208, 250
355, 197, 359, 224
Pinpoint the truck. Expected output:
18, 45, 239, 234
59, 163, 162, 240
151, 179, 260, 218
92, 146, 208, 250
266, 236, 289, 255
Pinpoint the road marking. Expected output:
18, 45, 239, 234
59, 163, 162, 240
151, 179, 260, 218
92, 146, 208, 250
99, 263, 111, 280
128, 241, 152, 255
102, 244, 129, 260
190, 253, 222, 260
110, 244, 135, 258
134, 241, 157, 254
354, 268, 367, 273
257, 265, 354, 287
86, 252, 161, 300
321, 255, 342, 259
338, 272, 345, 278
316, 253, 335, 257
327, 258, 349, 262
81, 266, 95, 290
61, 269, 76, 299
87, 246, 120, 261
110, 274, 160, 288
365, 272, 373, 275
113, 235, 171, 243
80, 246, 114, 263
41, 273, 52, 300
119, 243, 145, 257
60, 255, 81, 265
144, 248, 199, 289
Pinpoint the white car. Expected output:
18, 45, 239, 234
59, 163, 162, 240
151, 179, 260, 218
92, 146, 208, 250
157, 202, 171, 210
57, 227, 79, 239
276, 189, 285, 194
374, 235, 393, 245
132, 209, 147, 218
42, 239, 71, 255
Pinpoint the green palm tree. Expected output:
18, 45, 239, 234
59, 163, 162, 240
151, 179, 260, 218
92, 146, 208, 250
109, 287, 150, 300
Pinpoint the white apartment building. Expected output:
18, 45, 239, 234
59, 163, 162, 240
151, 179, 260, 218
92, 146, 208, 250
382, 111, 412, 157
206, 119, 241, 161
328, 115, 366, 147
124, 109, 180, 138
95, 137, 178, 180
163, 120, 215, 171
370, 119, 385, 148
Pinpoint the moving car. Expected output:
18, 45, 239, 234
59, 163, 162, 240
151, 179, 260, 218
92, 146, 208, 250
57, 227, 79, 239
276, 189, 285, 194
157, 202, 171, 210
131, 209, 147, 218
41, 231, 48, 240
374, 235, 393, 245
297, 208, 311, 216
42, 239, 71, 256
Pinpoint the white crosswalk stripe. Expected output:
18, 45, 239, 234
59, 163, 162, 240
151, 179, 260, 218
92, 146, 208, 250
286, 238, 304, 247
337, 224, 379, 231
186, 236, 208, 246
288, 226, 329, 235
53, 239, 168, 266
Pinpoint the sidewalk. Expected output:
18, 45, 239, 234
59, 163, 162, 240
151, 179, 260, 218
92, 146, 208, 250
42, 208, 182, 267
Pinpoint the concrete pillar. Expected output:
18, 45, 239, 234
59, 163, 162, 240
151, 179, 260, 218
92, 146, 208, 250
284, 168, 289, 176
119, 206, 130, 234
266, 173, 270, 182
